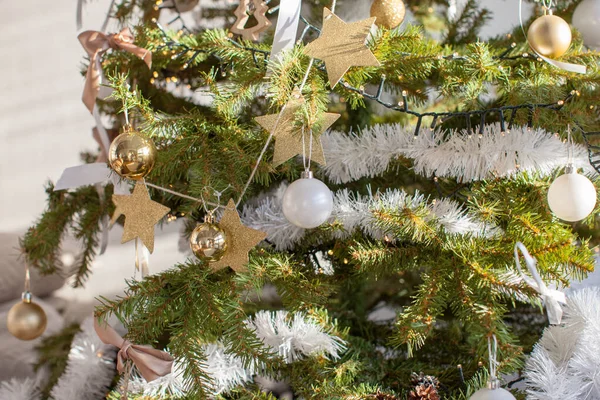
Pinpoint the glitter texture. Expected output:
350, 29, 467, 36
255, 88, 339, 167
111, 181, 170, 253
304, 7, 381, 88
211, 199, 267, 273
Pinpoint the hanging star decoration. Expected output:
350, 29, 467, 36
255, 88, 340, 167
110, 182, 170, 253
304, 7, 381, 88
211, 199, 267, 273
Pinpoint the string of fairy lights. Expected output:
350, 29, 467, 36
150, 10, 580, 139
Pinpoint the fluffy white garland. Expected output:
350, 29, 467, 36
321, 123, 592, 184
0, 378, 41, 400
242, 184, 498, 250
524, 287, 600, 399
127, 310, 344, 398
49, 317, 117, 400
246, 310, 345, 363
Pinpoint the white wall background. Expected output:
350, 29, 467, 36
0, 0, 530, 300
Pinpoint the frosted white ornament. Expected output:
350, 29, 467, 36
470, 387, 516, 400
547, 168, 597, 222
573, 0, 600, 50
282, 171, 333, 229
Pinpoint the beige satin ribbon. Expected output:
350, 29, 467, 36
514, 242, 566, 325
93, 317, 173, 382
78, 28, 152, 113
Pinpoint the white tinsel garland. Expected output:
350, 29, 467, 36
524, 287, 600, 399
246, 310, 345, 363
321, 123, 592, 184
242, 184, 498, 250
127, 310, 344, 398
49, 317, 117, 400
0, 378, 41, 400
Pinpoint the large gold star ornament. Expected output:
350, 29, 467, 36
304, 8, 381, 88
110, 182, 170, 253
211, 199, 267, 273
255, 89, 340, 167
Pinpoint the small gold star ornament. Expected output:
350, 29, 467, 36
255, 89, 340, 167
304, 8, 381, 88
230, 0, 272, 41
211, 199, 267, 273
111, 182, 170, 253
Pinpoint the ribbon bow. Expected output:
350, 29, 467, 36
94, 317, 173, 382
78, 28, 152, 113
514, 242, 566, 325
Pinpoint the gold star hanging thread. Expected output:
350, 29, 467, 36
110, 181, 170, 253
211, 199, 267, 273
304, 7, 381, 88
255, 88, 340, 167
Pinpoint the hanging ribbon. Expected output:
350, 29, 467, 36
78, 28, 152, 113
94, 317, 174, 382
514, 242, 566, 325
135, 238, 151, 278
269, 0, 302, 64
518, 0, 586, 74
55, 126, 130, 254
487, 335, 499, 385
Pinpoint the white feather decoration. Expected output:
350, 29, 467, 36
525, 287, 600, 399
49, 318, 117, 400
203, 342, 256, 395
246, 310, 345, 363
0, 378, 41, 400
127, 343, 254, 398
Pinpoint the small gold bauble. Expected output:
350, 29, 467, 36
527, 13, 572, 58
7, 299, 47, 341
190, 219, 228, 262
370, 0, 406, 29
108, 126, 157, 180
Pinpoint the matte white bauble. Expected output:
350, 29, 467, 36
547, 171, 597, 222
470, 387, 516, 400
282, 172, 333, 229
573, 0, 600, 50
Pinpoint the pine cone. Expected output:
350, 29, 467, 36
373, 390, 398, 400
408, 372, 440, 400
408, 385, 440, 400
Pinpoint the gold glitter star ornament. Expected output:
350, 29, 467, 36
255, 89, 340, 167
304, 8, 381, 88
110, 182, 170, 253
211, 199, 267, 273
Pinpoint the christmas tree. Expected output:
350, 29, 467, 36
11, 0, 600, 398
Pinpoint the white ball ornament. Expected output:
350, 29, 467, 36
469, 387, 516, 400
547, 168, 597, 222
282, 171, 333, 229
573, 0, 600, 50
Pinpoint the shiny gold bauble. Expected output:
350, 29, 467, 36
108, 127, 157, 180
7, 300, 47, 341
527, 13, 572, 58
370, 0, 406, 29
190, 222, 228, 262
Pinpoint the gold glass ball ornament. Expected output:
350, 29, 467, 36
7, 292, 47, 341
190, 215, 228, 262
108, 125, 157, 180
527, 10, 572, 58
370, 0, 406, 29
